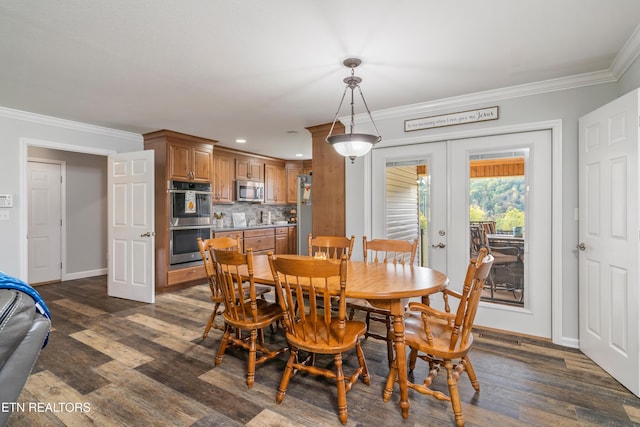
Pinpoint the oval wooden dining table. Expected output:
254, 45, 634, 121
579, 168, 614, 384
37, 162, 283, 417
244, 253, 449, 419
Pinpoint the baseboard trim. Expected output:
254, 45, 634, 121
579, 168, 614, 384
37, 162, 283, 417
63, 268, 107, 281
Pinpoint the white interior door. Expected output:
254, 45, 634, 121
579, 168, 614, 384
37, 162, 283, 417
449, 131, 552, 338
108, 150, 155, 303
27, 161, 62, 284
578, 89, 639, 396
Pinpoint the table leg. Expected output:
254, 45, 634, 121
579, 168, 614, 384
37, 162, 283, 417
383, 300, 410, 418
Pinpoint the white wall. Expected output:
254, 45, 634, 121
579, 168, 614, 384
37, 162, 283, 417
0, 108, 142, 279
346, 71, 638, 345
28, 147, 108, 277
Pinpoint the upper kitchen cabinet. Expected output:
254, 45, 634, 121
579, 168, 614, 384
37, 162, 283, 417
286, 162, 303, 204
213, 149, 234, 203
264, 162, 286, 204
168, 142, 212, 182
236, 157, 264, 182
144, 130, 216, 184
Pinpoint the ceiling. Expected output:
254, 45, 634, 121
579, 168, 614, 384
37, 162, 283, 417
1, 1, 640, 160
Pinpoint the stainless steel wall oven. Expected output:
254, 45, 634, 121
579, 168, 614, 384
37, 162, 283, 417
169, 181, 212, 265
170, 226, 211, 265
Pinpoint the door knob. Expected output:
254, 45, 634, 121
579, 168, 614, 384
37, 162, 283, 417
431, 242, 446, 248
140, 232, 155, 238
576, 242, 586, 251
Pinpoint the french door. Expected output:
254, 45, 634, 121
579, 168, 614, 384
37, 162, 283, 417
371, 130, 552, 338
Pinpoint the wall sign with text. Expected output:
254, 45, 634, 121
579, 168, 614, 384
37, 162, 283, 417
404, 106, 499, 132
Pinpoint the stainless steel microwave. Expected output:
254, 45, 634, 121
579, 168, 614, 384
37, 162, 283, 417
236, 180, 264, 202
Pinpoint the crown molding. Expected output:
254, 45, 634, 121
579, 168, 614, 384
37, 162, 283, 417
0, 106, 142, 142
610, 23, 640, 77
365, 23, 640, 123
369, 69, 617, 122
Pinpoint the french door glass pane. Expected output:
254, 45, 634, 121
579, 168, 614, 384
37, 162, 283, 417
469, 151, 526, 306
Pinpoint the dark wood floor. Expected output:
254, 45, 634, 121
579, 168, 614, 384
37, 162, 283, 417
7, 276, 640, 426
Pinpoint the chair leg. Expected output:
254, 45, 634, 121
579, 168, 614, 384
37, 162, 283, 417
334, 353, 348, 425
355, 341, 370, 385
384, 315, 394, 368
215, 325, 232, 365
348, 307, 356, 320
445, 360, 464, 427
247, 329, 257, 388
383, 357, 397, 402
202, 302, 221, 339
277, 348, 297, 403
408, 347, 418, 371
462, 355, 480, 392
364, 311, 370, 332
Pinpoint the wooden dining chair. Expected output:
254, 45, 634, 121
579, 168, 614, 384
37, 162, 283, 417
385, 248, 493, 427
346, 236, 418, 367
211, 248, 286, 388
197, 236, 270, 340
268, 253, 370, 425
307, 234, 355, 260
470, 224, 522, 301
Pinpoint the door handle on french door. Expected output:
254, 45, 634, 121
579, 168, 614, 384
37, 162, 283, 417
431, 242, 446, 248
576, 242, 586, 251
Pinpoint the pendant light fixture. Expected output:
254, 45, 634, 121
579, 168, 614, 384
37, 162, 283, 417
326, 58, 382, 163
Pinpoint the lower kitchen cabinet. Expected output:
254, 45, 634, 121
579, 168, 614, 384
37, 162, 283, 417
243, 228, 275, 255
275, 227, 288, 254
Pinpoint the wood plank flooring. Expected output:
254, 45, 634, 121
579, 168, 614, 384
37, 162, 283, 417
6, 275, 640, 426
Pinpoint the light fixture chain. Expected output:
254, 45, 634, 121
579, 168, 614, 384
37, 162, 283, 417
349, 84, 356, 135
356, 86, 381, 138
327, 85, 350, 138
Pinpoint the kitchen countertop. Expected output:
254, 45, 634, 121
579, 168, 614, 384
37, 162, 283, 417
213, 223, 296, 232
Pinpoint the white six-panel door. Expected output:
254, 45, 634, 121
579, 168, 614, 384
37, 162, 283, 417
27, 161, 62, 284
108, 150, 155, 303
578, 89, 639, 396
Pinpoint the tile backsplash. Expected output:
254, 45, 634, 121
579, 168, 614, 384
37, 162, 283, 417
212, 203, 295, 228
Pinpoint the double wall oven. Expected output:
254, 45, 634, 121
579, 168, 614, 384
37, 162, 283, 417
169, 181, 212, 265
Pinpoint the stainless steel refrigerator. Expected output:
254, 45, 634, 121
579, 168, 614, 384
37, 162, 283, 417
296, 175, 312, 255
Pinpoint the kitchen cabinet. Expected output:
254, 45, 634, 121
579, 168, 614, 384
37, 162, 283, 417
143, 129, 217, 291
168, 265, 206, 287
286, 163, 303, 204
303, 160, 312, 176
244, 228, 275, 255
236, 157, 264, 182
275, 227, 289, 254
288, 225, 297, 255
264, 163, 286, 204
169, 141, 212, 183
213, 152, 233, 203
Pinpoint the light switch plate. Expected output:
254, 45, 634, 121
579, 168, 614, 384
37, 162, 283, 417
0, 210, 10, 221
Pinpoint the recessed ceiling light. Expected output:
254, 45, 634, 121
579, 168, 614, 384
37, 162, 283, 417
235, 138, 247, 144
295, 153, 303, 157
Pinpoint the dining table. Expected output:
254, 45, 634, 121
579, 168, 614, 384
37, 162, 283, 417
244, 253, 449, 419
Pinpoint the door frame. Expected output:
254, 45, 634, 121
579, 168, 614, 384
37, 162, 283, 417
27, 158, 66, 283
363, 119, 565, 346
19, 138, 116, 280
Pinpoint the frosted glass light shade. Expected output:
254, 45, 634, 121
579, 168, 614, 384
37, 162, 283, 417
326, 133, 381, 163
